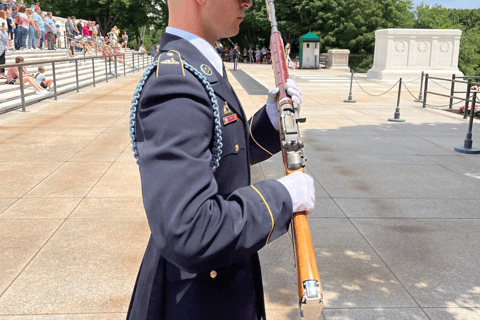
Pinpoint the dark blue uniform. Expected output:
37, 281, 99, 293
127, 33, 293, 320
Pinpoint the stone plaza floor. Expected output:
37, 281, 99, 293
0, 62, 479, 320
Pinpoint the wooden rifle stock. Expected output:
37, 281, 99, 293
266, 0, 323, 318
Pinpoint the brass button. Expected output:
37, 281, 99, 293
234, 144, 239, 153
210, 270, 217, 278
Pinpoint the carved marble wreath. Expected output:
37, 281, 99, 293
439, 41, 451, 53
417, 41, 429, 52
395, 41, 407, 52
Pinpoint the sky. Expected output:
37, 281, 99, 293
410, 0, 479, 9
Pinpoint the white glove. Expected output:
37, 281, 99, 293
266, 78, 302, 130
278, 171, 315, 214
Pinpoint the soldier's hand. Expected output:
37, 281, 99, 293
266, 78, 302, 130
277, 171, 315, 214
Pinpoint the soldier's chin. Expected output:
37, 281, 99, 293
221, 26, 240, 39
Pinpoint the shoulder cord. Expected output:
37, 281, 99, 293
129, 60, 223, 171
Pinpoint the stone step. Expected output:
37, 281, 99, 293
1, 55, 138, 94
0, 54, 153, 113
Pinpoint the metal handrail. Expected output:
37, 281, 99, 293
1, 51, 154, 113
422, 73, 480, 110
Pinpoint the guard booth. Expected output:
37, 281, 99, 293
299, 32, 321, 69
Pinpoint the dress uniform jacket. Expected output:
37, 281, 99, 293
127, 33, 293, 320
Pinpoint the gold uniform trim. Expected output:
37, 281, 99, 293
251, 185, 275, 245
170, 50, 186, 76
249, 114, 273, 156
156, 50, 186, 77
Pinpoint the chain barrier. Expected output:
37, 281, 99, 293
402, 82, 418, 100
403, 76, 422, 83
424, 97, 469, 109
429, 79, 452, 90
353, 73, 400, 97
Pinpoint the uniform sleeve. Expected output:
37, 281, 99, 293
248, 104, 282, 165
135, 72, 293, 274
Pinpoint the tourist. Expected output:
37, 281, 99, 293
0, 13, 7, 79
32, 6, 43, 49
108, 27, 117, 45
44, 12, 55, 50
6, 56, 50, 94
255, 47, 261, 63
121, 31, 128, 49
34, 66, 53, 90
66, 45, 83, 65
248, 47, 253, 63
13, 5, 27, 50
65, 16, 73, 41
76, 19, 82, 36
261, 45, 267, 63
24, 8, 37, 50
6, 9, 14, 50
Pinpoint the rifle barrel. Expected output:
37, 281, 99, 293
266, 0, 324, 318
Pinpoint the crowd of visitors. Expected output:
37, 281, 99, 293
0, 1, 130, 53
215, 42, 281, 65
0, 1, 134, 96
213, 41, 296, 69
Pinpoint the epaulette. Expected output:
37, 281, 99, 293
156, 50, 185, 77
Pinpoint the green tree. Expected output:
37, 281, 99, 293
458, 27, 480, 77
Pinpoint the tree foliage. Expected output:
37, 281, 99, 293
27, 0, 480, 75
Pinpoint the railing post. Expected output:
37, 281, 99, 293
464, 79, 472, 119
137, 53, 140, 71
92, 58, 96, 87
18, 69, 26, 112
455, 90, 480, 154
109, 57, 112, 75
423, 74, 429, 108
143, 53, 145, 69
75, 59, 80, 92
123, 54, 126, 77
388, 78, 405, 122
415, 71, 424, 102
343, 68, 356, 103
105, 58, 108, 83
114, 55, 118, 79
449, 74, 456, 109
52, 62, 58, 100
132, 53, 135, 74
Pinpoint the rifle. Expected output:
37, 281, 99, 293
265, 0, 323, 318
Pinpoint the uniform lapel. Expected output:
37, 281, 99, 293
159, 33, 245, 121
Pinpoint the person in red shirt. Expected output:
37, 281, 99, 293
6, 56, 50, 94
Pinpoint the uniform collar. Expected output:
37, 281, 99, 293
165, 27, 223, 76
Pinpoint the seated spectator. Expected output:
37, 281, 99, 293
6, 56, 50, 94
34, 66, 52, 90
66, 45, 83, 65
102, 44, 115, 62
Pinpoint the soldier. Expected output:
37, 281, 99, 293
127, 0, 315, 319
